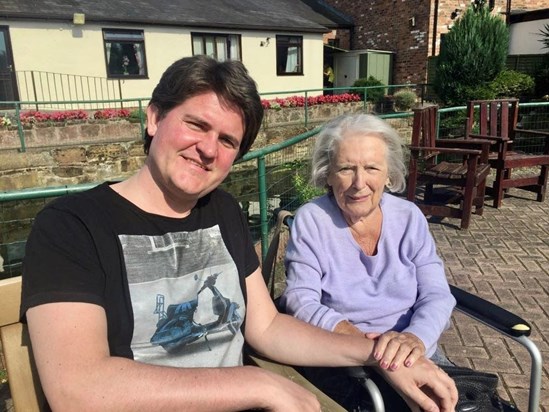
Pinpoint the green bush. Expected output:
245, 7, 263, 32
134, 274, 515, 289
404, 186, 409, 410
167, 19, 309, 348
534, 66, 549, 98
393, 89, 417, 111
490, 70, 535, 99
128, 108, 147, 124
462, 84, 497, 102
292, 174, 325, 205
352, 76, 386, 103
539, 24, 549, 51
434, 4, 509, 105
438, 110, 469, 138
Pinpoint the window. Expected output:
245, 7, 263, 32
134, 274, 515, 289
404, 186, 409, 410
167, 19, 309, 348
103, 29, 147, 78
276, 35, 303, 75
327, 38, 340, 49
192, 33, 241, 61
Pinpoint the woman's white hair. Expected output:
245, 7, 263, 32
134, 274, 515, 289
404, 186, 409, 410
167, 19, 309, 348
310, 113, 407, 193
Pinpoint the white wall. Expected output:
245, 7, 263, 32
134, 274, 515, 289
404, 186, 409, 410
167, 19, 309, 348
2, 20, 325, 102
509, 18, 549, 55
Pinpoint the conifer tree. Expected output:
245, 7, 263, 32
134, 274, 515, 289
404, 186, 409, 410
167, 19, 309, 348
435, 1, 509, 105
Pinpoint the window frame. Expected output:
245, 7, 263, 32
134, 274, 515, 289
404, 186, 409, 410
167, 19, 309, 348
102, 29, 148, 79
191, 32, 242, 61
276, 35, 303, 76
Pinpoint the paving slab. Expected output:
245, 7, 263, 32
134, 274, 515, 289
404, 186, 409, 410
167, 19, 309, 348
433, 188, 549, 412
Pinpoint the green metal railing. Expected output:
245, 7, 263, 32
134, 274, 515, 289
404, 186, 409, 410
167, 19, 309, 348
1, 84, 426, 153
2, 100, 549, 279
3, 98, 150, 153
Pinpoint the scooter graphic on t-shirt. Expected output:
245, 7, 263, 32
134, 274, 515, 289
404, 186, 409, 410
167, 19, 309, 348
150, 272, 242, 353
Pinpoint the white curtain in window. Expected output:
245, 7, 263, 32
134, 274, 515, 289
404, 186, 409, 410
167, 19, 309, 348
229, 35, 240, 60
286, 47, 298, 72
105, 43, 111, 64
133, 44, 145, 75
205, 36, 215, 58
216, 37, 227, 61
193, 37, 203, 55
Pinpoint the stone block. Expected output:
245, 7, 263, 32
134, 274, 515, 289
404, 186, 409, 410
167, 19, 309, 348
53, 147, 86, 164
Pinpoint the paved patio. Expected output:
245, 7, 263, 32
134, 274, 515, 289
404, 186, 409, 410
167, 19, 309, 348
432, 188, 548, 411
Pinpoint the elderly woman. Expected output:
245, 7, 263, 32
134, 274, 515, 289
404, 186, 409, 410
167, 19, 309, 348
280, 113, 456, 409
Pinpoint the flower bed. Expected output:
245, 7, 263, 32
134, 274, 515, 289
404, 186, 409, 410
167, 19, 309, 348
261, 93, 361, 109
0, 94, 362, 129
0, 108, 134, 129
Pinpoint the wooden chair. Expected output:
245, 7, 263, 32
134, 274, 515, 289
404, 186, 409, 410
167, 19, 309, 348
465, 99, 549, 208
406, 105, 491, 229
0, 276, 47, 412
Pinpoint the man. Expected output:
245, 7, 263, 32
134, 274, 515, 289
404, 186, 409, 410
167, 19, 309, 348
21, 55, 457, 411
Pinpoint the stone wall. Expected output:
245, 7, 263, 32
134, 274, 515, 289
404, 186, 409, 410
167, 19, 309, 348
0, 102, 364, 191
0, 101, 412, 192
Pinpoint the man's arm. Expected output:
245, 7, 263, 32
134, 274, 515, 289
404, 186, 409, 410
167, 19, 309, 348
244, 269, 458, 412
26, 301, 321, 412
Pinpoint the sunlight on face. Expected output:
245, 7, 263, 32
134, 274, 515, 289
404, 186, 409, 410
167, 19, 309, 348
327, 133, 389, 223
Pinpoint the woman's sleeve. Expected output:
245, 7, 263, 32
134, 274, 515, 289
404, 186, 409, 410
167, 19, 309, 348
279, 208, 347, 331
402, 208, 456, 352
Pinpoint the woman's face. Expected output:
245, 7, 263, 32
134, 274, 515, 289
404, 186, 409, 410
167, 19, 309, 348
327, 133, 389, 224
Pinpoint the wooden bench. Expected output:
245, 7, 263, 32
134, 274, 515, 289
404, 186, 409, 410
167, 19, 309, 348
0, 276, 47, 411
1, 275, 344, 411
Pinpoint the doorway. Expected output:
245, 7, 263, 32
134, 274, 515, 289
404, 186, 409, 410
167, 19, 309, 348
0, 26, 19, 107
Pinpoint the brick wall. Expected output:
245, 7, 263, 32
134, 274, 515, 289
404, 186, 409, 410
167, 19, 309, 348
325, 0, 546, 84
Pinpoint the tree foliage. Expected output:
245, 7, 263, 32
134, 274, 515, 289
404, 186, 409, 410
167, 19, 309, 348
539, 24, 549, 50
434, 4, 509, 105
352, 76, 386, 103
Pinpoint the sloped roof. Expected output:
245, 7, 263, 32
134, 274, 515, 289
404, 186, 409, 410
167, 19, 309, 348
0, 0, 341, 33
300, 0, 353, 28
509, 7, 549, 23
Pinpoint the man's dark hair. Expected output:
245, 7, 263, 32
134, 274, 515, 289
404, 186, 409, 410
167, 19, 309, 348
144, 55, 264, 159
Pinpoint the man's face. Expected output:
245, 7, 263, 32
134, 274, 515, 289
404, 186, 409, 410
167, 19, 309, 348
146, 91, 245, 203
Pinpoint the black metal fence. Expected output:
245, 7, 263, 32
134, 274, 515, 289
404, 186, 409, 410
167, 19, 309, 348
15, 71, 123, 110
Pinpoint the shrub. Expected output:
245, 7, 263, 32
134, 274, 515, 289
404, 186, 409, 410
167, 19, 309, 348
461, 84, 496, 102
438, 110, 469, 138
538, 23, 549, 51
129, 108, 147, 121
393, 89, 417, 111
534, 66, 549, 99
292, 173, 325, 205
434, 4, 509, 105
490, 70, 535, 99
351, 76, 386, 103
0, 115, 12, 127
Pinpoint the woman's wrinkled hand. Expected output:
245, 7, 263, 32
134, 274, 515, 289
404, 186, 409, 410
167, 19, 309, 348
365, 331, 426, 370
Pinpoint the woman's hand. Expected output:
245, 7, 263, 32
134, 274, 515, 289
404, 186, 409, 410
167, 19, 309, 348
366, 331, 426, 370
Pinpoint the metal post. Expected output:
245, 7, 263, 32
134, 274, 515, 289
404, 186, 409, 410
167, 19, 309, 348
15, 103, 26, 153
304, 91, 309, 128
30, 71, 38, 111
257, 155, 269, 261
138, 100, 145, 140
118, 80, 123, 109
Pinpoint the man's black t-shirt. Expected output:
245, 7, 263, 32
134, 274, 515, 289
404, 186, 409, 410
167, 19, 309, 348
21, 183, 259, 366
